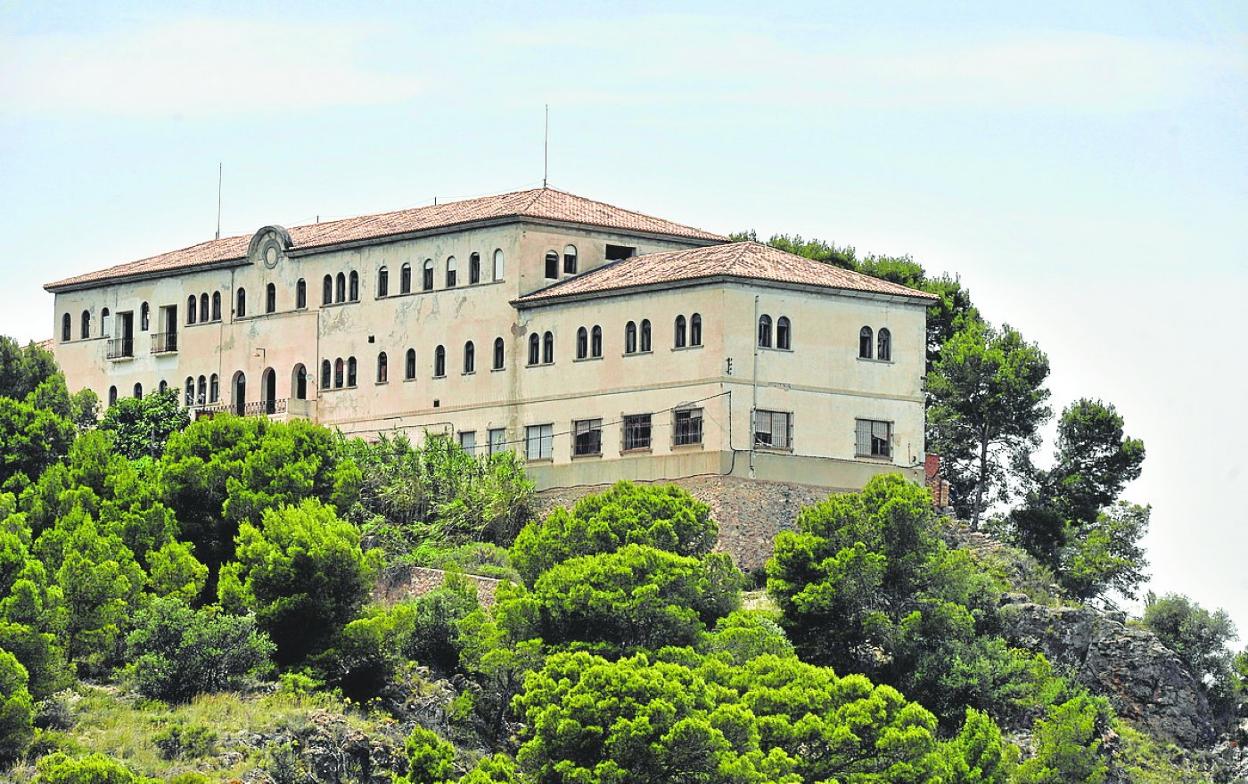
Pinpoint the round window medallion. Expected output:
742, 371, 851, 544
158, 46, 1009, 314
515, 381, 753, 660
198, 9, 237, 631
263, 243, 279, 268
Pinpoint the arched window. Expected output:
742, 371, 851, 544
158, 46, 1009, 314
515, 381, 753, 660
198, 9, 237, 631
265, 283, 276, 314
209, 373, 219, 403
690, 313, 702, 346
80, 310, 91, 339
625, 321, 637, 354
140, 302, 150, 332
321, 360, 332, 389
184, 377, 194, 406
405, 348, 416, 380
493, 337, 505, 370
187, 295, 198, 325
859, 326, 873, 359
422, 259, 434, 291
197, 375, 207, 404
591, 326, 602, 358
260, 368, 277, 414
674, 315, 687, 348
133, 382, 143, 399
640, 320, 652, 352
61, 313, 71, 342
108, 386, 118, 407
464, 341, 475, 373
334, 358, 344, 388
878, 328, 892, 361
576, 327, 588, 359
347, 357, 357, 387
777, 316, 791, 350
528, 333, 540, 366
200, 293, 210, 322
232, 372, 246, 415
543, 331, 554, 364
212, 291, 222, 320
335, 272, 346, 303
377, 266, 389, 297
159, 379, 167, 393
348, 271, 359, 301
493, 249, 504, 281
101, 308, 110, 337
469, 253, 481, 284
544, 251, 559, 279
563, 244, 578, 274
445, 257, 457, 288
323, 275, 333, 305
401, 263, 412, 294
295, 280, 306, 309
293, 365, 307, 400
377, 352, 388, 383
236, 288, 247, 318
758, 315, 772, 348
434, 346, 446, 377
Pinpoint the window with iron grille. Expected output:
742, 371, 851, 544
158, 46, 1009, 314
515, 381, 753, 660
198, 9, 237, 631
855, 419, 892, 458
573, 419, 602, 456
673, 408, 703, 446
488, 427, 507, 455
754, 410, 793, 450
459, 431, 476, 455
525, 424, 554, 461
623, 414, 652, 451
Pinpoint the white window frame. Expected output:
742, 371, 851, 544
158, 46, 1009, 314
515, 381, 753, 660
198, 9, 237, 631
525, 423, 554, 461
754, 409, 793, 451
855, 418, 893, 459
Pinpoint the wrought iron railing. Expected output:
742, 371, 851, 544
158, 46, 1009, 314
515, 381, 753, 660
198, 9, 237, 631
151, 332, 178, 354
193, 399, 288, 418
105, 337, 134, 359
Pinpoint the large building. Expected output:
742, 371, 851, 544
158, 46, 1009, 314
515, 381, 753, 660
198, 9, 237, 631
45, 188, 935, 490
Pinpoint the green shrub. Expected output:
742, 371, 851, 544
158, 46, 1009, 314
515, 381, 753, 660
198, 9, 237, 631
152, 721, 217, 760
0, 647, 34, 766
395, 725, 456, 784
32, 751, 157, 783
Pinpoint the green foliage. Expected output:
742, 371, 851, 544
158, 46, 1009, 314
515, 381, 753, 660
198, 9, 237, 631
700, 609, 794, 664
0, 647, 34, 766
33, 751, 159, 783
1057, 502, 1149, 602
342, 432, 534, 554
1014, 695, 1111, 784
158, 415, 360, 581
0, 395, 77, 492
532, 544, 741, 654
124, 597, 273, 703
152, 720, 217, 760
217, 498, 378, 664
0, 338, 58, 401
143, 541, 208, 603
511, 481, 716, 584
927, 318, 1051, 527
98, 388, 189, 460
458, 753, 522, 783
945, 708, 1017, 783
767, 474, 1059, 727
1141, 592, 1239, 718
395, 725, 456, 784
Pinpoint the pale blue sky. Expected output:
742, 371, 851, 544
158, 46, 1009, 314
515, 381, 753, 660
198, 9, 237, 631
2, 2, 1245, 634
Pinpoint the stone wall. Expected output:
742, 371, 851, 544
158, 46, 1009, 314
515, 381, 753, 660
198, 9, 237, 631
374, 565, 502, 607
535, 474, 836, 573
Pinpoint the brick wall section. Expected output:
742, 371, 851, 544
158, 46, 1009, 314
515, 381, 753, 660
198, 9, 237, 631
374, 565, 503, 607
534, 476, 835, 574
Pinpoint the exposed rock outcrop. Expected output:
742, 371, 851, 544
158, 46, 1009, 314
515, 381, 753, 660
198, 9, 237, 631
1000, 595, 1216, 748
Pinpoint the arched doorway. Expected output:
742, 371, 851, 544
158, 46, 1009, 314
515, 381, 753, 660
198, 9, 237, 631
261, 367, 277, 414
232, 371, 246, 415
292, 364, 307, 400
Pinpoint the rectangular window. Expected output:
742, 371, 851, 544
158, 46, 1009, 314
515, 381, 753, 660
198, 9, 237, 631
525, 424, 553, 461
754, 410, 792, 450
673, 408, 703, 446
622, 414, 652, 451
855, 419, 892, 458
573, 418, 602, 457
605, 244, 636, 261
458, 430, 476, 455
488, 428, 507, 456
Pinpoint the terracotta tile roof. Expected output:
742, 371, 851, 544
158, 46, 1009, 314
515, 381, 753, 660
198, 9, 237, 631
515, 241, 939, 305
45, 188, 724, 290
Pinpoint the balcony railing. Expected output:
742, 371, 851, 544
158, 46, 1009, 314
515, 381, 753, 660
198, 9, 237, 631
151, 332, 178, 354
105, 337, 134, 360
192, 398, 288, 419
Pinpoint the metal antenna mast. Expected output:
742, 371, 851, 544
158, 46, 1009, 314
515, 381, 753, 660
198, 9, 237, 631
543, 104, 549, 188
215, 162, 222, 240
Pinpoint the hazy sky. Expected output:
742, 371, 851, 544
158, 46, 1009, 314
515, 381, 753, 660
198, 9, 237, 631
1, 3, 1245, 635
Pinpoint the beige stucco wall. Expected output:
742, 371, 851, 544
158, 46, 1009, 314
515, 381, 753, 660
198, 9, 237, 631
49, 219, 927, 492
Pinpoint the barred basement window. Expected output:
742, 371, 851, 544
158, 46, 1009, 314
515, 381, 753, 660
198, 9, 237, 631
623, 414, 652, 451
673, 408, 703, 446
525, 424, 554, 461
855, 419, 892, 458
754, 409, 792, 450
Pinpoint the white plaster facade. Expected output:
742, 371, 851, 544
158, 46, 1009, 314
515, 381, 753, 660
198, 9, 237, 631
46, 190, 932, 491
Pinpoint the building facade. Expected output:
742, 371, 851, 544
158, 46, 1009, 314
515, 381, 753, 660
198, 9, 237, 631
46, 188, 935, 491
